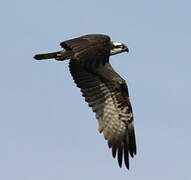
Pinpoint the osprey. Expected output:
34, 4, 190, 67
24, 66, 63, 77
34, 34, 136, 169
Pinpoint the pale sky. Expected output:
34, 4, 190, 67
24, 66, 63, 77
0, 0, 191, 180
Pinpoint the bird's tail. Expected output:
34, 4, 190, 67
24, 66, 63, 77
33, 50, 73, 61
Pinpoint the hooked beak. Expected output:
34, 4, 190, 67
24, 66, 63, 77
123, 46, 129, 53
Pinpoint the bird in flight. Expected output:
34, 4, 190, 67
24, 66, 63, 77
34, 34, 136, 169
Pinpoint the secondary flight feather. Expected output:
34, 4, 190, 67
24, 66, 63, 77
34, 34, 136, 169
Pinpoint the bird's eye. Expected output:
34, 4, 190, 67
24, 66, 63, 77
116, 45, 122, 48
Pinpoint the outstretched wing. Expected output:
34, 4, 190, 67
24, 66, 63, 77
60, 34, 110, 67
69, 61, 136, 169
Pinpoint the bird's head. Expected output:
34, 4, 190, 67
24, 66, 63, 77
110, 42, 129, 56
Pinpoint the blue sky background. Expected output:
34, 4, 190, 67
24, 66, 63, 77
0, 0, 190, 179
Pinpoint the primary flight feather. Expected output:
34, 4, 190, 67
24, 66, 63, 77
34, 34, 136, 169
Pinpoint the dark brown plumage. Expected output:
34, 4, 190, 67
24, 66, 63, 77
34, 34, 136, 169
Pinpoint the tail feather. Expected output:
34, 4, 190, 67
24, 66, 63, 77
33, 50, 72, 60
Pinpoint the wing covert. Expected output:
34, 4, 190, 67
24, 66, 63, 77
60, 34, 110, 67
